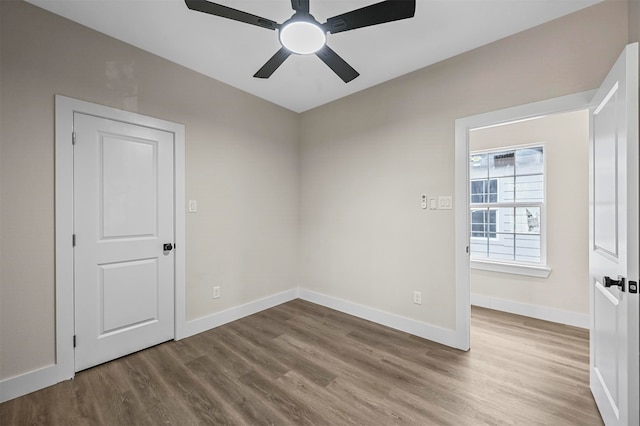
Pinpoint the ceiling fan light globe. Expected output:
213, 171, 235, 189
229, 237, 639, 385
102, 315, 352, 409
279, 21, 326, 55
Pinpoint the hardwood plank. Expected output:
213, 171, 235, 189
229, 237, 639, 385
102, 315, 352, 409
229, 317, 338, 387
210, 326, 291, 380
275, 371, 372, 425
185, 354, 290, 425
0, 302, 604, 425
141, 343, 238, 424
238, 370, 328, 425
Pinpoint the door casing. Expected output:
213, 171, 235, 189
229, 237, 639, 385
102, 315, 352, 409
454, 90, 595, 351
55, 95, 186, 380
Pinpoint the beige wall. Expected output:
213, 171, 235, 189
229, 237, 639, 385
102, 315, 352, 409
0, 0, 299, 379
299, 0, 627, 330
469, 110, 590, 315
0, 0, 631, 382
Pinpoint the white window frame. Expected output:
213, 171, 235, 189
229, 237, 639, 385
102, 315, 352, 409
469, 143, 550, 277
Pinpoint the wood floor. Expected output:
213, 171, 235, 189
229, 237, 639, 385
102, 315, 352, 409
1, 300, 602, 425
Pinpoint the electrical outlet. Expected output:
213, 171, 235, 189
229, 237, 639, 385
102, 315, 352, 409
213, 286, 220, 299
413, 291, 422, 305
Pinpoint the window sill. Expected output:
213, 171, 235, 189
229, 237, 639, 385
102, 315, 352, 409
471, 260, 551, 278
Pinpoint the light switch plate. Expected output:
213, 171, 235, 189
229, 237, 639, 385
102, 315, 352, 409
188, 200, 197, 213
438, 196, 453, 210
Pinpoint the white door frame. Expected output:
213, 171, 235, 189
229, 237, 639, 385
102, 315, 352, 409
453, 90, 594, 350
54, 95, 186, 381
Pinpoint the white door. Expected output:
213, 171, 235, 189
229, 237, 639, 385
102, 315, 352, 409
73, 112, 175, 371
589, 43, 639, 426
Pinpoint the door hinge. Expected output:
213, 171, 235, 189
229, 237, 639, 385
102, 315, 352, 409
73, 335, 76, 348
72, 131, 76, 145
466, 246, 469, 254
72, 234, 76, 247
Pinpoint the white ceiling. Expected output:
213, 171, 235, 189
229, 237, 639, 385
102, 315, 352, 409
26, 0, 602, 112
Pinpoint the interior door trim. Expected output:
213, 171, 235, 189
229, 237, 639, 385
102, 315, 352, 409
54, 95, 186, 381
454, 90, 595, 351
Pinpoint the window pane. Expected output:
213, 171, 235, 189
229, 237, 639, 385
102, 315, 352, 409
470, 180, 485, 203
516, 207, 540, 234
471, 178, 500, 204
515, 175, 544, 202
471, 207, 542, 263
471, 210, 485, 235
496, 176, 515, 202
496, 207, 514, 233
470, 240, 489, 259
489, 151, 515, 177
515, 234, 541, 263
474, 233, 541, 264
488, 210, 497, 236
515, 147, 544, 175
488, 179, 498, 203
470, 153, 488, 180
471, 209, 498, 238
488, 233, 515, 261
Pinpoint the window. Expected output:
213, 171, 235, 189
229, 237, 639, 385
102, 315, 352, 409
469, 146, 545, 266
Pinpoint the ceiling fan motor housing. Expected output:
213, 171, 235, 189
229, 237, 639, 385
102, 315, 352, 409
279, 14, 327, 55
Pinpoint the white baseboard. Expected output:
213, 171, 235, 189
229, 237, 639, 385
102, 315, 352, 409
0, 364, 60, 404
298, 288, 462, 349
179, 288, 299, 339
470, 293, 589, 329
1, 288, 299, 404
4, 289, 585, 404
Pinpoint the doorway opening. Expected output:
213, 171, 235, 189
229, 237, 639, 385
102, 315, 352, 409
454, 91, 595, 351
468, 110, 590, 329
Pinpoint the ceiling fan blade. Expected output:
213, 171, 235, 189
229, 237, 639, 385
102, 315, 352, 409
291, 0, 310, 14
323, 0, 415, 34
185, 0, 279, 30
254, 48, 292, 79
315, 45, 359, 83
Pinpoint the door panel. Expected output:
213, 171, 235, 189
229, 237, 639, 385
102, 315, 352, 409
589, 43, 639, 426
592, 90, 618, 257
74, 113, 175, 372
100, 258, 159, 333
101, 135, 158, 239
593, 279, 619, 415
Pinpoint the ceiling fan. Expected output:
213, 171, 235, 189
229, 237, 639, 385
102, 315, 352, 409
185, 0, 416, 83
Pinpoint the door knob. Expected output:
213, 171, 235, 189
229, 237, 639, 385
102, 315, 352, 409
604, 276, 625, 291
163, 243, 174, 251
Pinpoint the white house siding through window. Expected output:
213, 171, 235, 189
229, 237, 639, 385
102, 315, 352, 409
470, 146, 544, 264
